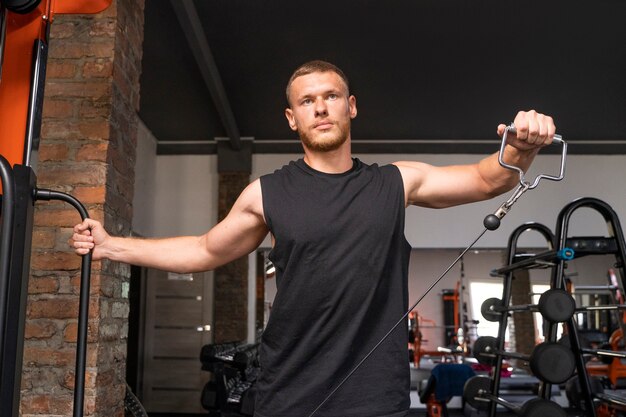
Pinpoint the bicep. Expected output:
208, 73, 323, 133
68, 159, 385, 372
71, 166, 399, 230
202, 180, 269, 267
394, 161, 494, 208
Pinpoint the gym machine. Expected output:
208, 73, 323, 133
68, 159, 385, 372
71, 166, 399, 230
553, 198, 626, 416
466, 222, 572, 416
441, 279, 476, 358
0, 1, 111, 417
469, 198, 626, 417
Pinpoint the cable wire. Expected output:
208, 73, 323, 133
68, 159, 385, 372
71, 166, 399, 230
307, 228, 489, 417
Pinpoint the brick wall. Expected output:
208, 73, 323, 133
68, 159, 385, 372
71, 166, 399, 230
22, 1, 145, 416
214, 172, 250, 343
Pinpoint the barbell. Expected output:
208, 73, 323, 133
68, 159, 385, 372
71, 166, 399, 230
464, 375, 567, 417
481, 288, 576, 323
473, 336, 576, 384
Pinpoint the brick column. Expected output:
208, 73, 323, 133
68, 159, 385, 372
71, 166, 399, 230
21, 1, 145, 416
214, 172, 250, 343
510, 270, 535, 370
213, 140, 252, 343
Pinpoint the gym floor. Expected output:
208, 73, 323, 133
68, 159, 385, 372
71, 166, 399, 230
155, 409, 515, 416
406, 361, 588, 417
407, 411, 587, 416
152, 361, 610, 416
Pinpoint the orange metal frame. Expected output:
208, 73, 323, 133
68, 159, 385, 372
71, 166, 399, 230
0, 0, 111, 166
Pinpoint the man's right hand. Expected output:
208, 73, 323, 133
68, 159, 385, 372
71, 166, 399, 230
70, 218, 109, 259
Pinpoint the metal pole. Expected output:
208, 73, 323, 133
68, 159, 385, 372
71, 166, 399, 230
35, 189, 91, 417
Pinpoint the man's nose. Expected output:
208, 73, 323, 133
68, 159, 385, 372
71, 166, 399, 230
314, 98, 328, 117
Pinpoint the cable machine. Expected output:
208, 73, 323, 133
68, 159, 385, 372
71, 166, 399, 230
0, 1, 111, 417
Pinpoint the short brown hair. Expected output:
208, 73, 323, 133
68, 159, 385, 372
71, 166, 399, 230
285, 60, 350, 106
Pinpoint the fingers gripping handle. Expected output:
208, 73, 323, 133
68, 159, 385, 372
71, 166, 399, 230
499, 124, 567, 189
484, 125, 568, 231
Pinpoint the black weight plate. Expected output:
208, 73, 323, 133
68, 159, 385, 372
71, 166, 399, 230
530, 342, 576, 384
520, 398, 567, 417
481, 298, 503, 322
538, 289, 575, 322
473, 336, 499, 366
463, 376, 491, 410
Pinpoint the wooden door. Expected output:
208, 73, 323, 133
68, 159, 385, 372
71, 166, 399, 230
141, 269, 214, 413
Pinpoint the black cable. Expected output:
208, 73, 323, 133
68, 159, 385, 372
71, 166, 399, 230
307, 228, 489, 417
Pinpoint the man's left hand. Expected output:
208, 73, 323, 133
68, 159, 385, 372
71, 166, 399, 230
497, 110, 556, 152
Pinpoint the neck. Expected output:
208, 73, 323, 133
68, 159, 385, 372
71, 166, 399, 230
302, 138, 353, 173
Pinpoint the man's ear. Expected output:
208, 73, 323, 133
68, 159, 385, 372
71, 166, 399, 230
349, 95, 357, 119
285, 108, 298, 131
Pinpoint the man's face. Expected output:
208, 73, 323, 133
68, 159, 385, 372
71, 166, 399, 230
285, 71, 357, 152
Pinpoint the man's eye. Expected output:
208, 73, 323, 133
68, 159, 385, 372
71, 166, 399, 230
302, 98, 312, 105
328, 94, 338, 100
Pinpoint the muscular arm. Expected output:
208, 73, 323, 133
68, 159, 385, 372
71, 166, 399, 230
395, 110, 555, 208
71, 179, 268, 273
394, 145, 538, 208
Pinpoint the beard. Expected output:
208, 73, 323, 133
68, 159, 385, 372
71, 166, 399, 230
298, 120, 350, 152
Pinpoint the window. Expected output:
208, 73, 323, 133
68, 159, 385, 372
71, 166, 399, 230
470, 281, 508, 341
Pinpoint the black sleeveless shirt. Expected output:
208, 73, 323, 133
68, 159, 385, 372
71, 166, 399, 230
257, 158, 411, 417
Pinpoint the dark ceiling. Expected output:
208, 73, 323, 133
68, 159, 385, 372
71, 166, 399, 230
139, 0, 626, 155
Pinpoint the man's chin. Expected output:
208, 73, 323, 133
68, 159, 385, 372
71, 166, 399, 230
302, 138, 346, 152
300, 131, 348, 152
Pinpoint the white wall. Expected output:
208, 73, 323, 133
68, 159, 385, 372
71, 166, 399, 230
152, 155, 219, 237
133, 124, 220, 239
132, 121, 158, 237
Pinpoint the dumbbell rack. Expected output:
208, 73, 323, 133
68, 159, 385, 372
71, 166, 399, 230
199, 341, 260, 416
482, 197, 626, 417
552, 197, 626, 416
484, 221, 560, 417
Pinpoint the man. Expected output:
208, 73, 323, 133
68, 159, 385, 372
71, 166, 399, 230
71, 60, 556, 417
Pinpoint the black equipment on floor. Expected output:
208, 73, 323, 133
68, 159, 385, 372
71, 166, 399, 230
200, 341, 260, 417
